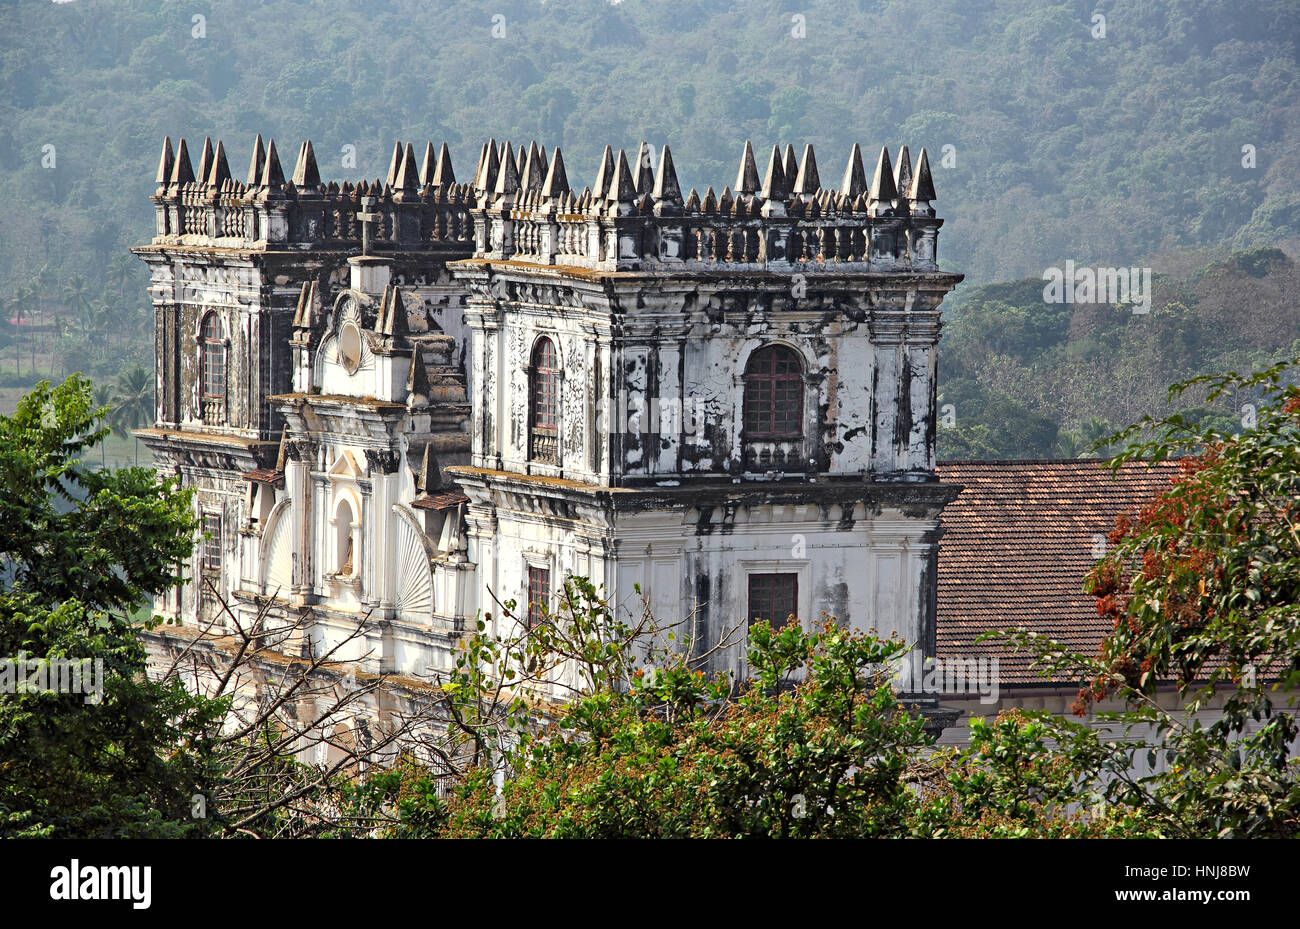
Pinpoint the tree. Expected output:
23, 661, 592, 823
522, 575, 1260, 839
0, 375, 439, 838
347, 579, 933, 838
1081, 415, 1114, 457
0, 375, 214, 837
977, 359, 1300, 838
110, 363, 153, 466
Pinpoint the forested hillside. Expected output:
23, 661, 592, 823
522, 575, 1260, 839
936, 246, 1300, 458
1, 0, 1296, 454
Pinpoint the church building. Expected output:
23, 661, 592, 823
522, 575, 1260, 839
134, 131, 961, 693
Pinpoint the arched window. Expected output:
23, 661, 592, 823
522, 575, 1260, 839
529, 337, 559, 464
335, 498, 355, 576
200, 312, 226, 423
743, 345, 803, 439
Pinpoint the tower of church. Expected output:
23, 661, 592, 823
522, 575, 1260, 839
135, 130, 960, 688
450, 138, 961, 677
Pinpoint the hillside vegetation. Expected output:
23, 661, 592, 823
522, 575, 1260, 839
937, 246, 1300, 458
1, 0, 1296, 453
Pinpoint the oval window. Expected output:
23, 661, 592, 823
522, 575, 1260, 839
339, 321, 362, 374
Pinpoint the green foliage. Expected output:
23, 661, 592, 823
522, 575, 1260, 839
981, 359, 1300, 837
0, 375, 219, 838
2, 0, 1299, 362
937, 250, 1300, 459
343, 577, 927, 838
0, 376, 193, 611
441, 618, 928, 838
912, 712, 1157, 838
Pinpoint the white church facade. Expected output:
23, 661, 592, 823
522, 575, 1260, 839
135, 132, 961, 692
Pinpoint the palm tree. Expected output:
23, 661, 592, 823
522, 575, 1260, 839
1055, 430, 1086, 458
1081, 416, 1114, 458
93, 382, 114, 469
110, 365, 153, 467
4, 291, 23, 377
14, 283, 36, 376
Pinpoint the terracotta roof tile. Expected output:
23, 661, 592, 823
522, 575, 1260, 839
934, 459, 1179, 685
412, 491, 469, 511
242, 467, 284, 484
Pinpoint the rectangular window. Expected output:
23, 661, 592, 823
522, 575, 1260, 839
201, 513, 222, 574
527, 566, 551, 628
747, 573, 798, 628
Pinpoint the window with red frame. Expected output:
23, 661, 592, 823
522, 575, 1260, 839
743, 345, 803, 438
527, 565, 551, 628
530, 337, 559, 462
747, 573, 798, 628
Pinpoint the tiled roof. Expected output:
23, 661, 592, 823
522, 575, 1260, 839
412, 491, 470, 511
934, 459, 1179, 685
242, 467, 284, 484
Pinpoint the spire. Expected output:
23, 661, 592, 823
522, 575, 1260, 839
794, 143, 820, 195
419, 142, 437, 187
634, 141, 654, 193
591, 145, 614, 200
520, 141, 544, 193
170, 138, 195, 185
760, 144, 788, 200
246, 134, 265, 187
541, 147, 569, 198
783, 144, 798, 186
652, 144, 683, 204
385, 141, 403, 187
493, 142, 519, 197
428, 141, 454, 187
474, 138, 499, 192
196, 137, 214, 187
606, 149, 637, 203
868, 145, 898, 204
394, 142, 419, 191
909, 147, 936, 203
406, 351, 430, 404
734, 140, 760, 193
893, 145, 912, 197
206, 139, 231, 190
840, 143, 867, 199
702, 186, 717, 213
384, 286, 409, 337
684, 187, 700, 211
260, 139, 285, 189
301, 280, 317, 330
534, 145, 549, 188
155, 136, 175, 189
418, 443, 441, 492
293, 140, 321, 188
374, 286, 390, 334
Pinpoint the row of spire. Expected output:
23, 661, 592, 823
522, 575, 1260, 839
290, 279, 409, 338
155, 134, 315, 192
155, 134, 935, 208
467, 137, 936, 211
